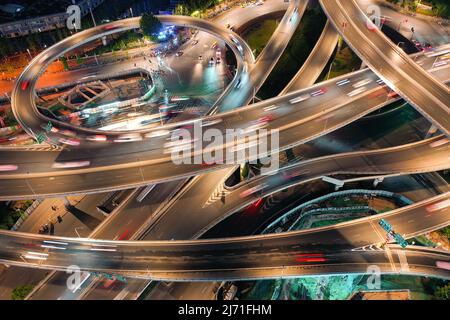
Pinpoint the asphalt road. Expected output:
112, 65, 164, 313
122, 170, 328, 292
321, 0, 450, 136
24, 0, 300, 299
0, 191, 448, 280
0, 59, 448, 199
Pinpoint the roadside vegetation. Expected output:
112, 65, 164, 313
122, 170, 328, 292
11, 284, 35, 300
243, 20, 278, 57
324, 43, 362, 80
438, 226, 450, 240
0, 201, 33, 230
387, 0, 450, 18
175, 0, 220, 15
140, 13, 163, 40
257, 7, 327, 99
434, 283, 450, 300
84, 31, 145, 57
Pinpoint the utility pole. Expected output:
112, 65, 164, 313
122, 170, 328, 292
88, 0, 97, 27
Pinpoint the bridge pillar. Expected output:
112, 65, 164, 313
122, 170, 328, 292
62, 197, 71, 206
322, 176, 345, 191
373, 177, 384, 187
425, 124, 438, 139
285, 149, 296, 162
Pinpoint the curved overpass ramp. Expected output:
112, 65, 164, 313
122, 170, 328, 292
0, 190, 448, 281
11, 16, 254, 139
0, 58, 448, 200
163, 135, 450, 238
320, 0, 450, 136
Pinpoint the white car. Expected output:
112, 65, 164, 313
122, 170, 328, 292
52, 161, 90, 169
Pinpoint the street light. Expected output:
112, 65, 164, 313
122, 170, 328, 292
88, 0, 97, 27
26, 48, 32, 60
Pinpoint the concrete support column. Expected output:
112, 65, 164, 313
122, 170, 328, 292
425, 124, 438, 139
373, 177, 384, 187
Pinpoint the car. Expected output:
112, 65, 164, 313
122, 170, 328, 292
426, 199, 450, 213
59, 130, 76, 137
311, 88, 327, 97
59, 138, 80, 146
353, 78, 373, 88
347, 87, 367, 97
366, 19, 378, 32
429, 138, 449, 148
235, 78, 242, 89
200, 118, 223, 127
175, 51, 183, 57
336, 78, 350, 86
86, 135, 107, 142
216, 57, 221, 64
295, 253, 326, 263
436, 261, 450, 271
192, 40, 199, 46
0, 165, 18, 172
117, 229, 130, 241
52, 161, 90, 169
387, 91, 399, 98
21, 80, 30, 90
413, 40, 423, 51
239, 184, 268, 198
164, 138, 197, 149
209, 57, 215, 65
103, 24, 121, 31
113, 133, 142, 143
289, 93, 310, 104
198, 55, 203, 60
145, 130, 171, 139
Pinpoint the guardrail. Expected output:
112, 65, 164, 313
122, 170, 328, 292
264, 189, 414, 234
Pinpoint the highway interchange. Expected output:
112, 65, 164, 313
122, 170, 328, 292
0, 0, 449, 300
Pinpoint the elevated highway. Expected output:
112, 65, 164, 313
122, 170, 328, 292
0, 191, 448, 281
1, 55, 449, 200
320, 0, 450, 136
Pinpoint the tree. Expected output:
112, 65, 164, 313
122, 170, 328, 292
140, 13, 162, 40
434, 284, 450, 300
60, 56, 69, 71
11, 284, 34, 300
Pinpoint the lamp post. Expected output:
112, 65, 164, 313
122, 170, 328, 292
88, 0, 97, 27
26, 48, 32, 60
